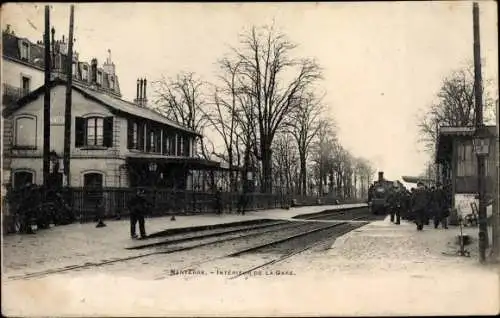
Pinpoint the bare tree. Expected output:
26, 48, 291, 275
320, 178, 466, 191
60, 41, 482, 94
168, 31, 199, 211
232, 25, 323, 193
285, 91, 324, 195
203, 58, 245, 190
354, 158, 376, 199
310, 119, 337, 196
152, 72, 211, 159
273, 132, 299, 195
418, 63, 495, 154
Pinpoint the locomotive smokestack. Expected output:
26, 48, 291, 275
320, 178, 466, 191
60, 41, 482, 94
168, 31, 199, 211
378, 171, 384, 182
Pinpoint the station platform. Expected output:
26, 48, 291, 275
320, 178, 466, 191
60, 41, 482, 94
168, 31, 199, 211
2, 205, 498, 317
2, 203, 366, 277
266, 215, 499, 316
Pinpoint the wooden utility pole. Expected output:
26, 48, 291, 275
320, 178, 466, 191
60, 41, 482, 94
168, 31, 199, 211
63, 5, 75, 187
493, 98, 500, 260
43, 5, 51, 187
473, 2, 488, 263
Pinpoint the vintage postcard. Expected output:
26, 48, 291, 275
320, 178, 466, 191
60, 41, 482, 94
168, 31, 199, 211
1, 1, 499, 317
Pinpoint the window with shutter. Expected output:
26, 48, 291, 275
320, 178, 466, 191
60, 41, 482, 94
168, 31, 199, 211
86, 117, 104, 146
176, 134, 182, 156
149, 131, 155, 152
169, 135, 176, 156
184, 136, 190, 157
75, 117, 85, 147
103, 117, 114, 148
155, 129, 162, 153
145, 123, 151, 152
127, 119, 134, 149
137, 122, 145, 151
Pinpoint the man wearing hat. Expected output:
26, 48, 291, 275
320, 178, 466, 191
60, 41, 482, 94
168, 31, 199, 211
411, 181, 429, 231
433, 182, 449, 229
128, 188, 150, 239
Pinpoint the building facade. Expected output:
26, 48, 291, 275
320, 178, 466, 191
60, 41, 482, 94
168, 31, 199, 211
2, 25, 122, 189
2, 26, 229, 231
3, 77, 217, 190
435, 126, 497, 217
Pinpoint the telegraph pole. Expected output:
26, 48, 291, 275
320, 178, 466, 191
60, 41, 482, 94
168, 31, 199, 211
64, 5, 75, 187
494, 98, 500, 260
473, 2, 488, 263
43, 5, 51, 187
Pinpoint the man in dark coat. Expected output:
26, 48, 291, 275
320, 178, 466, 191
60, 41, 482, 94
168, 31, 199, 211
128, 188, 150, 239
411, 182, 429, 231
388, 185, 401, 224
401, 189, 412, 221
433, 183, 449, 229
214, 188, 223, 215
237, 192, 247, 215
19, 182, 38, 234
428, 186, 439, 227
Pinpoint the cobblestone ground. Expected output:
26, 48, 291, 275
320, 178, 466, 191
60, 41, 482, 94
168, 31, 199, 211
3, 209, 498, 316
2, 204, 364, 277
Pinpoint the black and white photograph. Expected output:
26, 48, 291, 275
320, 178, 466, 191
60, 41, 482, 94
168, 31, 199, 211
1, 2, 499, 316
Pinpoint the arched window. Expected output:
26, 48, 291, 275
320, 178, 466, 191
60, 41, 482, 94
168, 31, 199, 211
13, 170, 34, 189
83, 172, 104, 188
15, 115, 37, 148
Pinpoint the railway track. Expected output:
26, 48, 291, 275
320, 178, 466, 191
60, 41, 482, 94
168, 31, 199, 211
229, 226, 360, 279
7, 220, 324, 281
7, 207, 372, 281
298, 206, 380, 221
156, 216, 368, 281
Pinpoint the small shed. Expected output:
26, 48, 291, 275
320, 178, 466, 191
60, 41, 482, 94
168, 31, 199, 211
435, 125, 497, 215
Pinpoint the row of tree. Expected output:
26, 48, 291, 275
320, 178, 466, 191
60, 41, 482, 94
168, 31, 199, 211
150, 25, 376, 198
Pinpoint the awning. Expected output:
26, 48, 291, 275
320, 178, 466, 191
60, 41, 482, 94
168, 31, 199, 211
435, 126, 475, 164
401, 176, 434, 184
125, 154, 243, 171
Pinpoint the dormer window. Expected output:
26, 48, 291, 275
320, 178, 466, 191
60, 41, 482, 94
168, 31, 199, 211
20, 41, 29, 60
82, 64, 89, 81
110, 76, 115, 90
97, 70, 103, 85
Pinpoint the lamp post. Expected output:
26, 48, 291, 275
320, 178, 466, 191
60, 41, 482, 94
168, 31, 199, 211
246, 170, 254, 211
473, 126, 491, 263
148, 162, 158, 217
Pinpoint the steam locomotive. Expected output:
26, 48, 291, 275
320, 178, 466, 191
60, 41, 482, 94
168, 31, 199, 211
368, 171, 403, 215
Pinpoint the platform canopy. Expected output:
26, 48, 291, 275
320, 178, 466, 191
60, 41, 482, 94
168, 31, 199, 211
401, 176, 434, 184
435, 126, 475, 164
125, 154, 243, 171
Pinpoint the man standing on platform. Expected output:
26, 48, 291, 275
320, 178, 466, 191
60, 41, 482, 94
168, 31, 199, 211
433, 183, 449, 229
128, 188, 150, 239
412, 182, 429, 231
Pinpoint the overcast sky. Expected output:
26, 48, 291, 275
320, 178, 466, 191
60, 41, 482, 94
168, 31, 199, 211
3, 2, 498, 182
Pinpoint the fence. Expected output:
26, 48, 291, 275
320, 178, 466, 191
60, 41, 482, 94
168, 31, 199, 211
3, 186, 364, 231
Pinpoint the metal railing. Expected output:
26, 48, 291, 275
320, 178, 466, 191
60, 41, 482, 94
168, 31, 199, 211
4, 186, 363, 229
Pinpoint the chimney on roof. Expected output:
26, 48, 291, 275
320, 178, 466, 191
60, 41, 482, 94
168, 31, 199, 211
91, 58, 98, 83
136, 79, 140, 101
134, 78, 148, 107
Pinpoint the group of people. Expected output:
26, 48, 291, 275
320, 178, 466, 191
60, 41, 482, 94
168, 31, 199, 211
386, 181, 451, 231
9, 182, 75, 234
